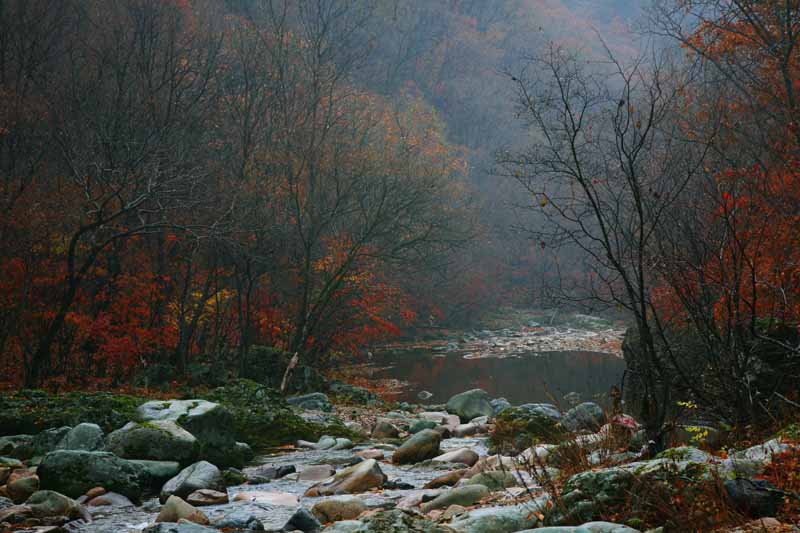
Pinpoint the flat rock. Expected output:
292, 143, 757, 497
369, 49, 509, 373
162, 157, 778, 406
186, 488, 228, 506
232, 490, 298, 506
298, 464, 336, 481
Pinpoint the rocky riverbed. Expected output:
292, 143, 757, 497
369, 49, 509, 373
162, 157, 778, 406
1, 386, 796, 533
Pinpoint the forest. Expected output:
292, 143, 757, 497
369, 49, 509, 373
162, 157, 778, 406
1, 1, 800, 531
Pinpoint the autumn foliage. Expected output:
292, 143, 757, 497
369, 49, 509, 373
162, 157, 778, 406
0, 0, 475, 388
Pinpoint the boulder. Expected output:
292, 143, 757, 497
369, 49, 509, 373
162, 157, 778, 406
56, 423, 105, 451
490, 398, 512, 416
107, 421, 198, 464
724, 478, 786, 518
312, 496, 367, 522
0, 435, 34, 459
284, 507, 322, 532
448, 495, 551, 533
305, 459, 386, 496
561, 403, 606, 432
38, 450, 145, 501
518, 403, 561, 421
409, 420, 438, 434
287, 393, 332, 412
323, 509, 451, 532
137, 399, 243, 468
420, 484, 489, 513
25, 490, 83, 519
129, 459, 182, 488
186, 488, 228, 506
432, 448, 479, 467
156, 495, 210, 525
160, 461, 223, 504
7, 474, 39, 503
371, 419, 400, 439
31, 427, 72, 456
392, 430, 441, 465
446, 390, 494, 422
213, 509, 267, 531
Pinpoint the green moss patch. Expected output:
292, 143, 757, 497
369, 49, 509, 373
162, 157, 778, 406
0, 390, 145, 435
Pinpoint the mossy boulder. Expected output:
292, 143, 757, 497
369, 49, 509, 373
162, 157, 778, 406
107, 421, 198, 465
392, 429, 441, 465
446, 389, 494, 422
490, 407, 565, 454
199, 379, 360, 451
37, 450, 146, 502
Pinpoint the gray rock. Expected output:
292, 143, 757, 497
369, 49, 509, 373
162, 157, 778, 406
32, 426, 72, 456
137, 399, 243, 468
518, 403, 561, 421
446, 389, 494, 422
0, 435, 34, 459
561, 403, 606, 432
7, 474, 39, 503
55, 423, 105, 451
323, 509, 451, 532
490, 398, 512, 416
129, 459, 182, 488
37, 450, 146, 502
392, 429, 441, 465
312, 496, 367, 522
420, 484, 489, 513
448, 495, 551, 532
160, 461, 224, 504
107, 420, 198, 464
287, 393, 332, 412
371, 419, 400, 439
409, 420, 438, 434
213, 508, 265, 530
25, 490, 84, 519
284, 507, 322, 532
724, 478, 786, 518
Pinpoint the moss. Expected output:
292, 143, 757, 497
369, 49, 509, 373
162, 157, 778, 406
0, 390, 145, 435
776, 423, 800, 442
657, 448, 692, 461
199, 379, 363, 450
489, 407, 564, 453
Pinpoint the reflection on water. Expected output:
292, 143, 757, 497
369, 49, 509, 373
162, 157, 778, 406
368, 350, 626, 406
